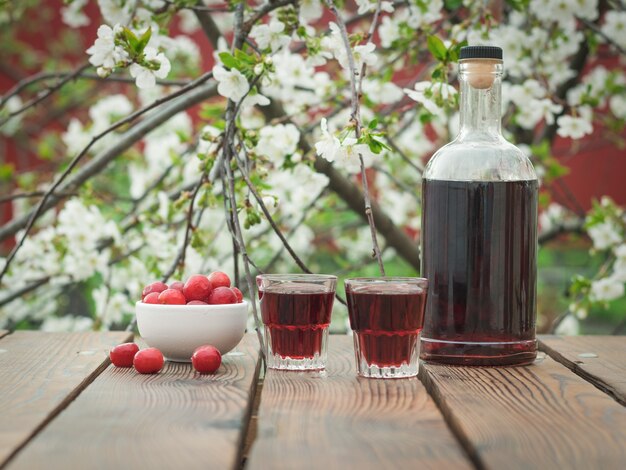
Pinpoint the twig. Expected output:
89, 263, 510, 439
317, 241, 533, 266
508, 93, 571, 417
243, 0, 296, 32
234, 147, 313, 274
160, 176, 206, 282
0, 63, 90, 124
0, 277, 50, 308
327, 0, 386, 276
1, 72, 190, 108
216, 1, 265, 360
235, 157, 349, 307
0, 76, 217, 278
0, 190, 75, 204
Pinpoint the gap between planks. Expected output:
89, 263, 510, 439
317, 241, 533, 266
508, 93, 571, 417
0, 331, 133, 469
539, 335, 626, 407
419, 352, 626, 469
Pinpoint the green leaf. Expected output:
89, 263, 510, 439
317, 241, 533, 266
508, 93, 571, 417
427, 35, 447, 61
122, 27, 140, 54
0, 163, 14, 182
234, 49, 255, 64
368, 118, 378, 130
444, 0, 463, 10
136, 27, 152, 55
219, 52, 239, 69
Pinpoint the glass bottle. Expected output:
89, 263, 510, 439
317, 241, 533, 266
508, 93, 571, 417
420, 46, 538, 366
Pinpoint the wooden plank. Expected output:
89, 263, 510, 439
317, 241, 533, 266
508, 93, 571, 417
421, 354, 626, 470
539, 335, 626, 406
247, 335, 471, 470
0, 331, 131, 467
8, 334, 261, 470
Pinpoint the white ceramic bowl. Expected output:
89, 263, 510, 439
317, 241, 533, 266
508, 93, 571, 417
135, 300, 248, 362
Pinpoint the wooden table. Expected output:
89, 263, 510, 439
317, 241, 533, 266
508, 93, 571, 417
0, 331, 624, 469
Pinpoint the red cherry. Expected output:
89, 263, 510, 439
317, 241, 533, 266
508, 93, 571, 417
133, 348, 164, 374
208, 286, 237, 304
231, 287, 243, 303
158, 289, 186, 305
208, 271, 231, 289
183, 275, 213, 302
191, 345, 221, 374
187, 300, 208, 305
109, 343, 139, 367
143, 292, 160, 304
142, 281, 168, 300
169, 281, 185, 292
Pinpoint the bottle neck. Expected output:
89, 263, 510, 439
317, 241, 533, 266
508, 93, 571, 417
458, 60, 503, 139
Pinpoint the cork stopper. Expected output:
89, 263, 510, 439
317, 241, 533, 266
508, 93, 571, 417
459, 46, 503, 90
463, 59, 500, 89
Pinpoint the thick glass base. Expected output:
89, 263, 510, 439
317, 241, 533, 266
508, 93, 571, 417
353, 332, 420, 379
420, 337, 537, 366
265, 325, 328, 370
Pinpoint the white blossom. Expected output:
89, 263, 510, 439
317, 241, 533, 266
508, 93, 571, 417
0, 96, 23, 136
601, 11, 626, 50
299, 0, 323, 22
404, 81, 457, 115
337, 42, 377, 72
250, 18, 291, 52
61, 0, 89, 28
97, 0, 132, 26
256, 124, 300, 166
314, 118, 341, 163
355, 0, 394, 15
213, 65, 250, 102
379, 15, 401, 48
555, 314, 581, 335
41, 316, 94, 332
590, 277, 625, 302
588, 221, 622, 250
335, 138, 376, 174
556, 114, 593, 139
609, 94, 626, 120
129, 47, 171, 89
86, 24, 129, 73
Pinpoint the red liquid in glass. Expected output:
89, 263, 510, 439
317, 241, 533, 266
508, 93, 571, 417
346, 284, 426, 367
421, 179, 538, 366
260, 283, 334, 359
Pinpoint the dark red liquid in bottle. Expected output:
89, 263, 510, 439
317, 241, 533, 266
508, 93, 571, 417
346, 284, 426, 367
260, 284, 334, 359
421, 179, 538, 366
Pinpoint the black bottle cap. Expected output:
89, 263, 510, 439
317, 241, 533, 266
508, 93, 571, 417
459, 46, 503, 60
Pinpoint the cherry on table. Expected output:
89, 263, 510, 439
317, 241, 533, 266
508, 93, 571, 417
183, 275, 213, 302
158, 289, 186, 305
133, 348, 164, 374
110, 343, 139, 367
191, 345, 221, 374
208, 286, 237, 304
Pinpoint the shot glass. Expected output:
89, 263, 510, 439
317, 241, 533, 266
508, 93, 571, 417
345, 277, 428, 379
257, 274, 336, 370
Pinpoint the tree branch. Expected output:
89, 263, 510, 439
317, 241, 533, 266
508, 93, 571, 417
0, 79, 218, 250
326, 0, 386, 275
0, 63, 90, 124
